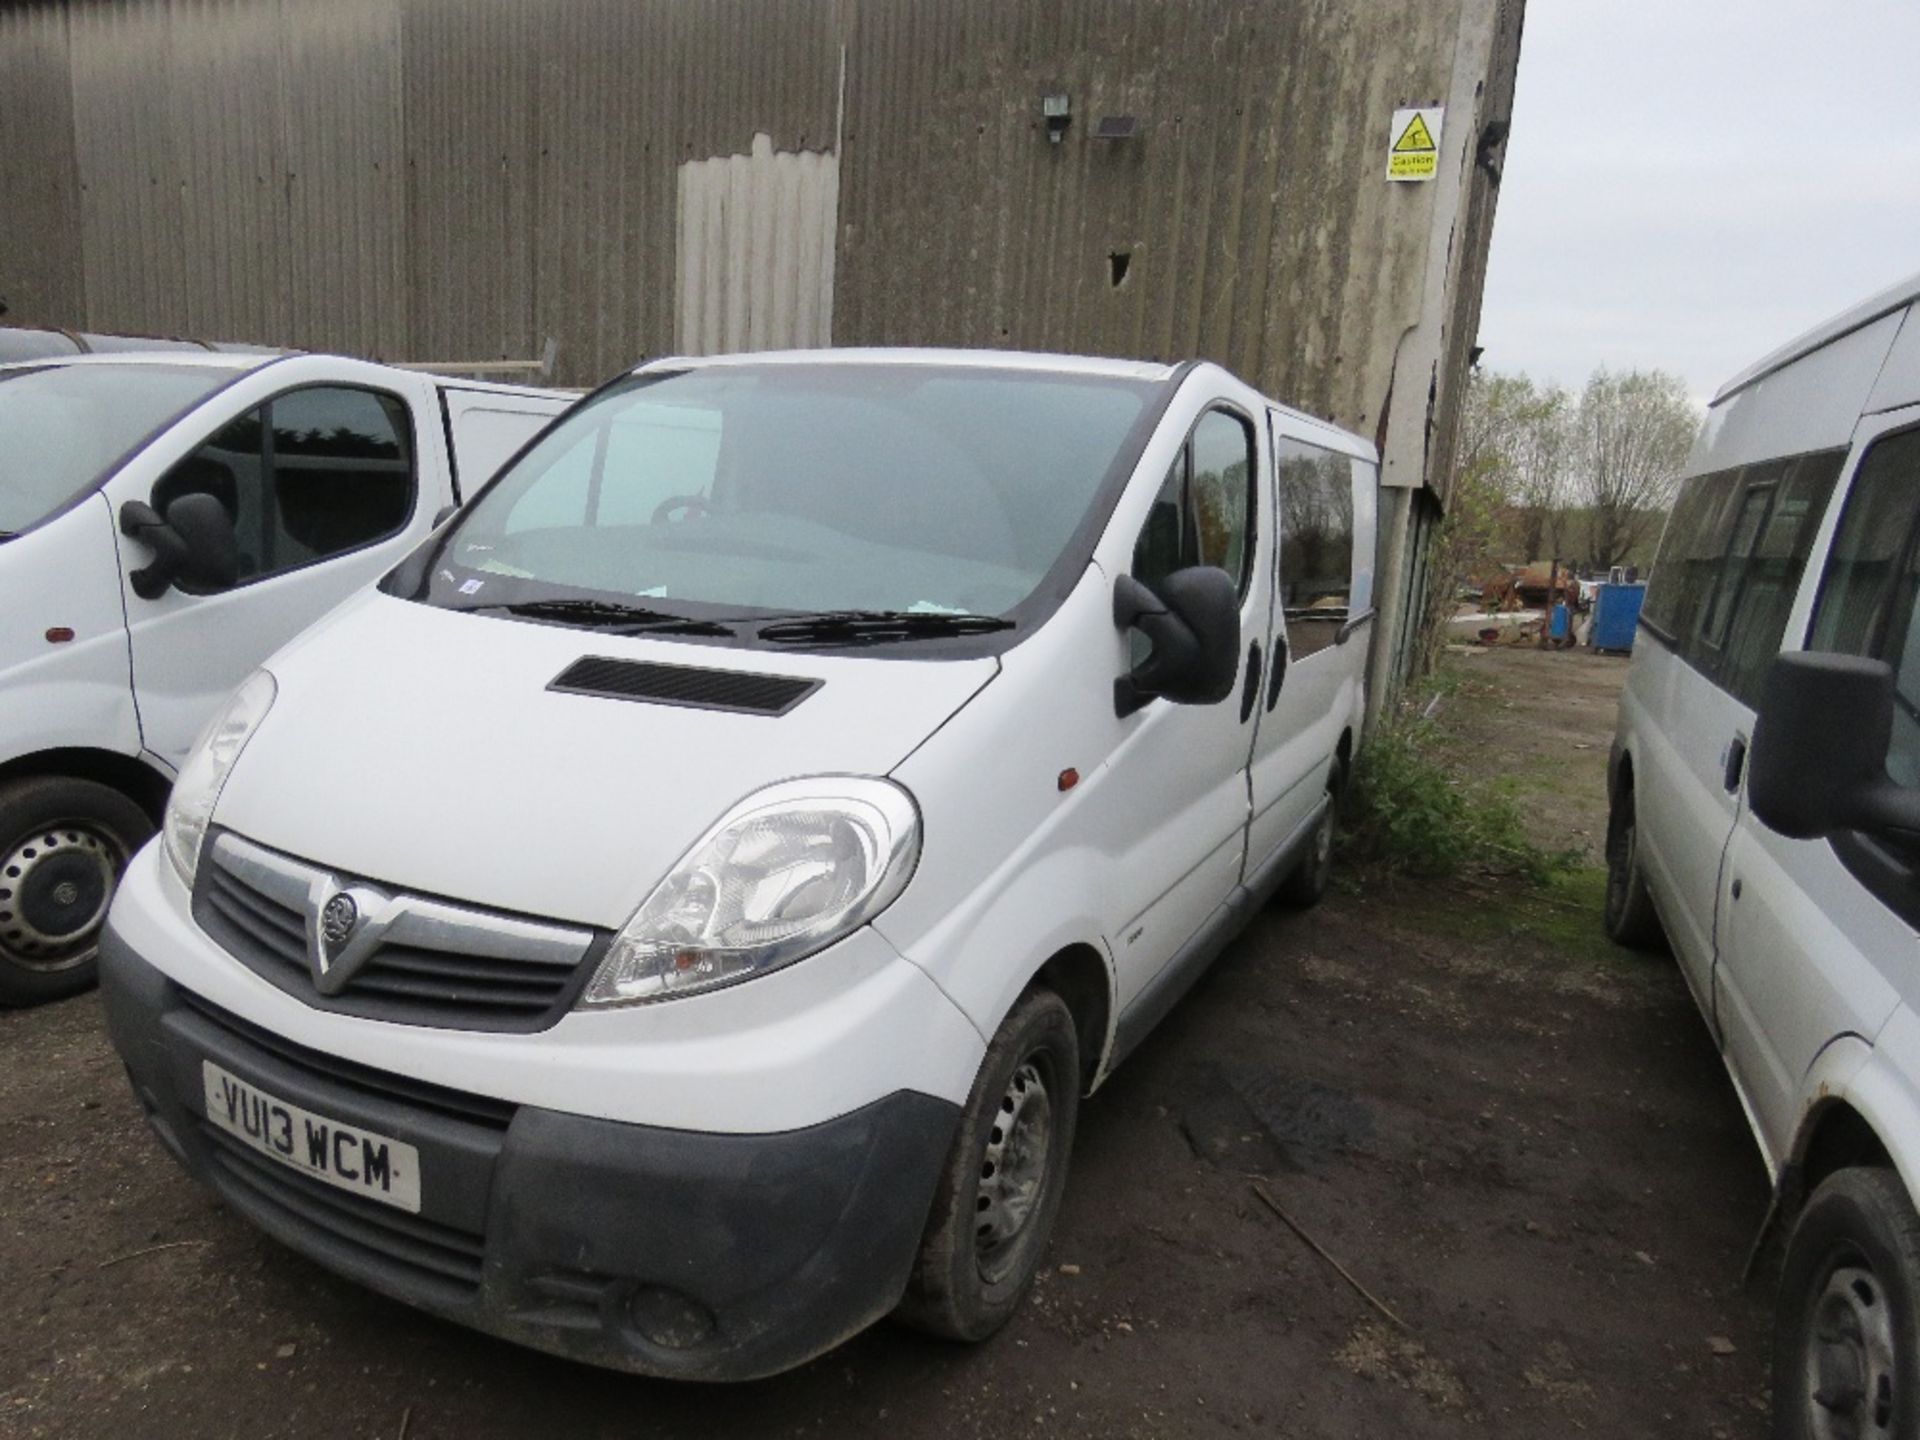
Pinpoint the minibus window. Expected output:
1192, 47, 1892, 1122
1642, 468, 1743, 644
155, 385, 415, 589
1697, 482, 1775, 653
1809, 429, 1920, 658
1275, 436, 1357, 657
1808, 428, 1920, 785
1189, 409, 1255, 595
1716, 450, 1843, 705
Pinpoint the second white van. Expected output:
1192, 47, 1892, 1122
98, 348, 1376, 1379
0, 352, 571, 1004
1608, 271, 1920, 1438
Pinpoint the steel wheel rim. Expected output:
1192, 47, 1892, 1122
1803, 1261, 1899, 1440
974, 1058, 1054, 1284
0, 822, 126, 973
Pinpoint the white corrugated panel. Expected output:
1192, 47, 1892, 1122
675, 133, 838, 356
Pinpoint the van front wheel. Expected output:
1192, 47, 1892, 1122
1774, 1167, 1920, 1440
0, 777, 154, 1007
895, 987, 1080, 1343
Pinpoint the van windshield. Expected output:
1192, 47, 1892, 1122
0, 364, 235, 535
425, 364, 1157, 638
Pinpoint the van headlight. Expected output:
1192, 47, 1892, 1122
163, 669, 277, 886
579, 777, 920, 1006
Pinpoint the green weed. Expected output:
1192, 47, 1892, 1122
1340, 714, 1581, 885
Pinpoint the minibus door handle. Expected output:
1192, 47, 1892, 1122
1723, 734, 1748, 794
1240, 641, 1262, 724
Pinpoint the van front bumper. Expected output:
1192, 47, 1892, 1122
101, 926, 960, 1382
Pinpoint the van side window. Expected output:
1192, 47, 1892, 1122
1275, 435, 1356, 657
1642, 468, 1743, 644
1130, 408, 1255, 597
154, 386, 415, 589
1640, 447, 1842, 703
1189, 410, 1255, 594
1809, 431, 1920, 656
1808, 429, 1920, 782
1717, 450, 1844, 704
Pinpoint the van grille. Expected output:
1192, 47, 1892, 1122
194, 830, 603, 1034
548, 655, 821, 716
179, 991, 516, 1132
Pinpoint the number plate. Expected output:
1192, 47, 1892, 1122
202, 1061, 422, 1214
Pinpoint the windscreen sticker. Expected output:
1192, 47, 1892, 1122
458, 577, 486, 595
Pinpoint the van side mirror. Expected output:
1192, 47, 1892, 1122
1113, 566, 1240, 718
1750, 652, 1920, 841
119, 494, 241, 599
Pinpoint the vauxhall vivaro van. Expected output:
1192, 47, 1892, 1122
99, 349, 1376, 1379
1607, 271, 1920, 1437
0, 353, 570, 1005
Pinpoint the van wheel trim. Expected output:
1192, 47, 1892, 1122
1802, 1262, 1897, 1438
974, 1059, 1053, 1284
0, 823, 125, 973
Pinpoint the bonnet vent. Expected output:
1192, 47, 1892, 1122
548, 656, 821, 716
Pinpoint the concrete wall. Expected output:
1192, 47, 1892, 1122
0, 0, 1523, 694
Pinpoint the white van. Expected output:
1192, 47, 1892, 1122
1607, 272, 1920, 1436
0, 353, 570, 1005
98, 349, 1376, 1379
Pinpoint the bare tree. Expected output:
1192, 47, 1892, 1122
1510, 384, 1574, 561
1450, 370, 1576, 563
1413, 369, 1513, 675
1577, 369, 1698, 570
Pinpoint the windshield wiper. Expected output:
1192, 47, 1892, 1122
459, 597, 738, 637
754, 610, 1014, 647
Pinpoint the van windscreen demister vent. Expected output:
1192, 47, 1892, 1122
548, 656, 822, 716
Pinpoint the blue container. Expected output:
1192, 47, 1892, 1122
1591, 582, 1647, 653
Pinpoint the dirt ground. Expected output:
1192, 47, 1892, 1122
0, 646, 1777, 1439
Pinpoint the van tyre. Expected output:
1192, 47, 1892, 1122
0, 777, 154, 1007
896, 987, 1080, 1342
1603, 785, 1666, 951
1774, 1167, 1920, 1440
1276, 775, 1340, 910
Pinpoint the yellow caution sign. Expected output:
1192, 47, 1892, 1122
1386, 106, 1443, 182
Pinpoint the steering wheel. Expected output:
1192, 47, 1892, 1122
651, 494, 712, 525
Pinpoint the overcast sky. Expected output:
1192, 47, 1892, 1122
1477, 1, 1920, 407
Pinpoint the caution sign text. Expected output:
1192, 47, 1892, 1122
1386, 106, 1443, 182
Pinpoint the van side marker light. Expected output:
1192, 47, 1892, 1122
1058, 768, 1080, 792
45, 627, 75, 644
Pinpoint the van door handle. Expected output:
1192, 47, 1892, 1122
1266, 635, 1289, 711
1240, 641, 1262, 724
1723, 735, 1748, 793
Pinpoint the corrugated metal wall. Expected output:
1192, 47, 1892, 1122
1, 0, 1517, 479
676, 134, 839, 355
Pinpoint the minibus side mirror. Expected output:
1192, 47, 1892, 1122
1113, 566, 1241, 718
1750, 651, 1920, 841
119, 494, 241, 600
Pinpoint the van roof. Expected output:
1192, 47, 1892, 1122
0, 351, 272, 374
639, 347, 1184, 384
1713, 268, 1920, 407
0, 351, 572, 399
